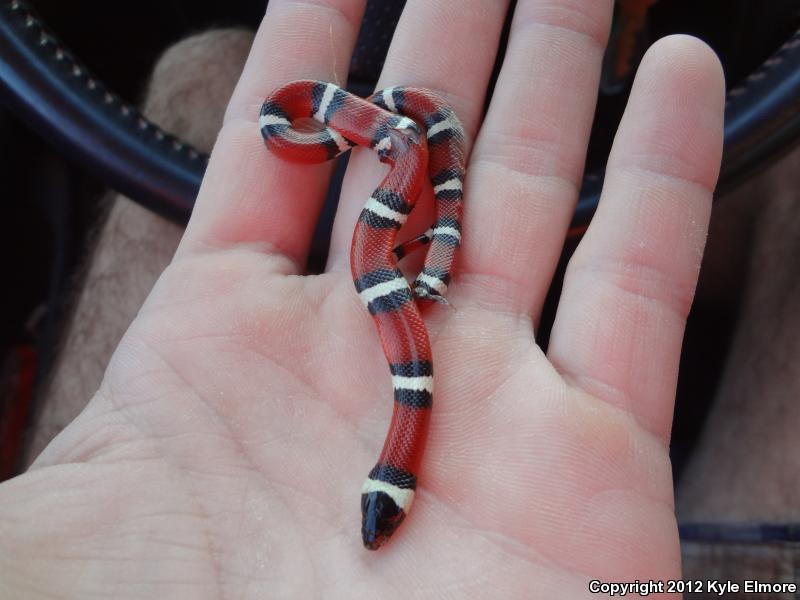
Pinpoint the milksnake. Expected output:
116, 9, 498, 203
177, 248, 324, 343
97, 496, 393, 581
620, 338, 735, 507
260, 80, 465, 550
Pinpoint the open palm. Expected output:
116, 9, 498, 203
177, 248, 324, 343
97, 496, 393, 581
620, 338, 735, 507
1, 0, 724, 597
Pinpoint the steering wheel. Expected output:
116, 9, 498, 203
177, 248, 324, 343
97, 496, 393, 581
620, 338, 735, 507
1, 0, 799, 233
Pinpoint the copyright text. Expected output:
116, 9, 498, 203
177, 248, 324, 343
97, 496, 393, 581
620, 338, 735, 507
589, 579, 797, 596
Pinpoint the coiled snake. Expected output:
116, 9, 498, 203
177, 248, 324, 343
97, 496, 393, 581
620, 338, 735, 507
260, 80, 465, 550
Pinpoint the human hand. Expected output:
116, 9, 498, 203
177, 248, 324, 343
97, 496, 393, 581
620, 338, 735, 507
1, 0, 724, 597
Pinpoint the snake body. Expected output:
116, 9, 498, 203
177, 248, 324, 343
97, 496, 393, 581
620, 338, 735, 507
260, 80, 465, 550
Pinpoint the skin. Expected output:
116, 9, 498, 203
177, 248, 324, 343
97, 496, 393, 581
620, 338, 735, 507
27, 29, 253, 458
1, 0, 725, 597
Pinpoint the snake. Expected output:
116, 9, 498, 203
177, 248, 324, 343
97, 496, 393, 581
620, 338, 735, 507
259, 80, 465, 550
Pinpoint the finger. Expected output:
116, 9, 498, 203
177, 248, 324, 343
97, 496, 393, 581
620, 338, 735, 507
325, 0, 510, 272
452, 0, 613, 317
179, 0, 367, 272
547, 35, 725, 441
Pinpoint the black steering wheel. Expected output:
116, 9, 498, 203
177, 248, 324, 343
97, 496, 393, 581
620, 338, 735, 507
1, 0, 799, 231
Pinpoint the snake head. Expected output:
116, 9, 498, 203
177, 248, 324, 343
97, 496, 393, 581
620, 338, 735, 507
361, 490, 407, 550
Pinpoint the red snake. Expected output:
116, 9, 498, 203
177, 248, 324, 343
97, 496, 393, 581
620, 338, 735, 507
260, 80, 465, 550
